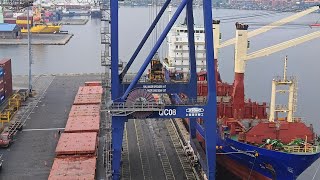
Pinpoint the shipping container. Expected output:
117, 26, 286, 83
73, 94, 102, 105
64, 115, 100, 133
17, 15, 33, 20
16, 19, 33, 25
3, 18, 16, 24
3, 11, 13, 18
69, 104, 100, 117
77, 86, 103, 95
48, 156, 96, 180
0, 59, 12, 98
85, 81, 102, 86
55, 132, 98, 156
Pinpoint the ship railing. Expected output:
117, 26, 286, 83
292, 117, 304, 122
122, 74, 150, 83
101, 73, 111, 88
275, 104, 288, 111
101, 26, 110, 35
283, 145, 319, 153
101, 34, 111, 45
173, 41, 205, 45
100, 3, 110, 11
174, 97, 206, 106
273, 75, 297, 82
101, 11, 110, 22
106, 102, 165, 116
101, 50, 111, 66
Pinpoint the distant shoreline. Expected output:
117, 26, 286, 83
118, 3, 320, 14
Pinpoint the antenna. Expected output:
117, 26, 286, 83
168, 4, 171, 21
283, 55, 288, 81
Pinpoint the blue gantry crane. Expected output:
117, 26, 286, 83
102, 0, 218, 179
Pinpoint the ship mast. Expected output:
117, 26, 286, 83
269, 56, 297, 122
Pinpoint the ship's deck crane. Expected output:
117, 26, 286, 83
219, 6, 320, 48
210, 6, 320, 119
212, 5, 320, 60
231, 22, 320, 119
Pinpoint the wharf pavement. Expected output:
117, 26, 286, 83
0, 74, 104, 180
121, 118, 197, 180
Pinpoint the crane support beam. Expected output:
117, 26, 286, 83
219, 5, 320, 48
121, 0, 188, 100
245, 31, 320, 61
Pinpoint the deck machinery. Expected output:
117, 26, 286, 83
101, 0, 217, 179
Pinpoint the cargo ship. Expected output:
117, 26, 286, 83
149, 11, 320, 179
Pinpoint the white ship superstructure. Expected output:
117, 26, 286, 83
164, 24, 206, 80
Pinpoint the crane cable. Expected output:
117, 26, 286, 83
247, 156, 257, 180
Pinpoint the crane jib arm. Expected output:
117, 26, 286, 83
219, 5, 320, 48
244, 31, 320, 61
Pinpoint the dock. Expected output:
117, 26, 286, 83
0, 74, 102, 179
121, 119, 196, 179
0, 74, 199, 179
0, 34, 74, 45
58, 19, 89, 25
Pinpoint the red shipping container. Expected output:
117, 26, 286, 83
0, 59, 12, 98
3, 19, 17, 24
85, 81, 102, 86
17, 15, 33, 21
77, 86, 103, 95
64, 115, 100, 133
69, 105, 100, 117
48, 156, 96, 180
73, 94, 102, 105
55, 132, 98, 156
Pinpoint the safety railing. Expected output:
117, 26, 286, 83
107, 102, 165, 116
283, 145, 319, 153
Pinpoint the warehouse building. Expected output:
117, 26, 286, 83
0, 23, 21, 39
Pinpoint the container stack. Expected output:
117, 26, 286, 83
16, 15, 33, 29
85, 81, 102, 86
0, 68, 4, 104
0, 58, 13, 100
48, 83, 103, 180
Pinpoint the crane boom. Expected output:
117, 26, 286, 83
245, 31, 320, 61
219, 6, 320, 48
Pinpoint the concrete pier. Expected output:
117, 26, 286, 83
0, 34, 74, 45
58, 19, 89, 25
